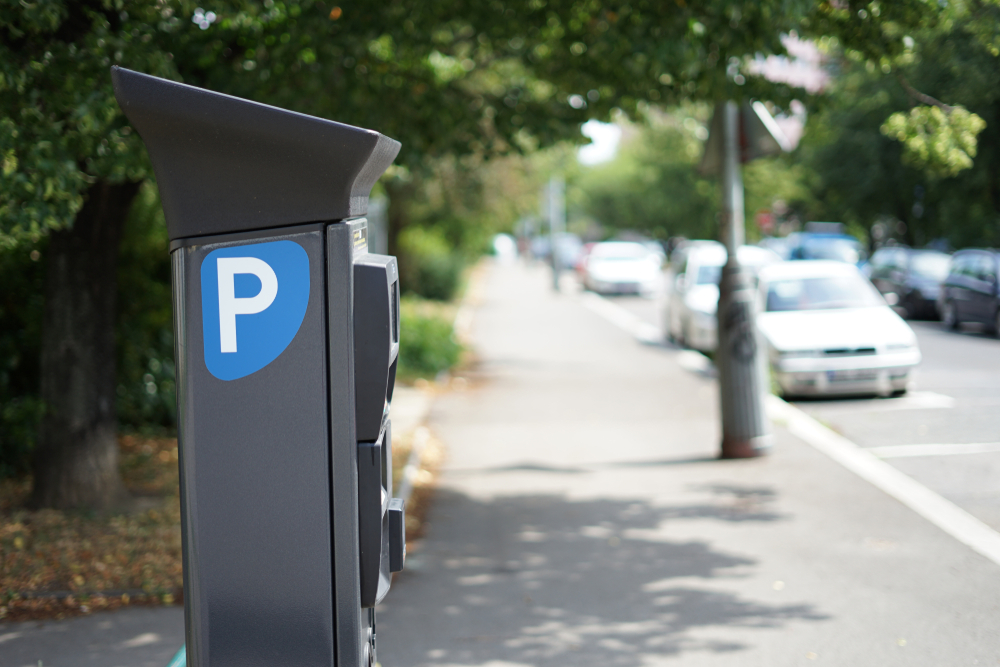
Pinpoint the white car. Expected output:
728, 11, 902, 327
757, 261, 921, 398
583, 242, 662, 295
665, 242, 780, 352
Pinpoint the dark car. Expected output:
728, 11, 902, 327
868, 246, 951, 319
939, 249, 1000, 334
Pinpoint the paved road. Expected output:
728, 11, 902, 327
796, 321, 1000, 532
630, 286, 1000, 533
376, 262, 1000, 667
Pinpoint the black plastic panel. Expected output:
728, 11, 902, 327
112, 67, 400, 241
353, 255, 400, 442
174, 225, 334, 667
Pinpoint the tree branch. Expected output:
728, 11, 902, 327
897, 74, 954, 113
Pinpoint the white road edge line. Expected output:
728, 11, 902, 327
581, 290, 1000, 567
869, 442, 1000, 459
579, 291, 661, 344
768, 396, 1000, 568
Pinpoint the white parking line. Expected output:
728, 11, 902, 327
869, 442, 1000, 459
809, 391, 956, 415
579, 292, 661, 344
768, 396, 1000, 568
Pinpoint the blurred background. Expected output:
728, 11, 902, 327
3, 0, 1000, 629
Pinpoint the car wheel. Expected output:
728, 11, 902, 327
995, 309, 1000, 338
891, 388, 908, 398
942, 301, 959, 330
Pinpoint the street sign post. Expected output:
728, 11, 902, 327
701, 101, 790, 458
113, 67, 406, 667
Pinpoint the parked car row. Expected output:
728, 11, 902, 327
939, 249, 1000, 334
661, 237, 923, 399
664, 241, 781, 352
578, 240, 664, 295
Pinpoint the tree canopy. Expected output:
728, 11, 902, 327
3, 0, 962, 248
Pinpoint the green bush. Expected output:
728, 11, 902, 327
0, 239, 45, 478
398, 227, 464, 301
115, 183, 176, 434
398, 298, 461, 380
0, 183, 176, 480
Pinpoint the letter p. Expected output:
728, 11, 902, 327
217, 257, 279, 353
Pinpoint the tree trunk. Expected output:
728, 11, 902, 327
384, 178, 416, 258
31, 180, 141, 510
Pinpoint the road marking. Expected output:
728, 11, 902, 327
767, 396, 1000, 568
798, 391, 956, 416
579, 292, 661, 344
869, 442, 1000, 459
885, 391, 956, 409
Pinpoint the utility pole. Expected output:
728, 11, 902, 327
716, 101, 771, 458
548, 175, 565, 291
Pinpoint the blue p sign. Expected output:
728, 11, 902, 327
201, 240, 310, 381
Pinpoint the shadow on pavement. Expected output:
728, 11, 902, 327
379, 487, 825, 667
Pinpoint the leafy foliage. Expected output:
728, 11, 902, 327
801, 10, 1000, 248
398, 298, 461, 381
578, 110, 811, 241
3, 0, 927, 252
881, 105, 986, 178
398, 226, 465, 302
115, 184, 176, 433
0, 243, 45, 478
0, 1, 174, 246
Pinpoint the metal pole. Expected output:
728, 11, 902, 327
716, 101, 771, 459
549, 175, 564, 291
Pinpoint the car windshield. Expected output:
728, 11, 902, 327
910, 252, 951, 280
695, 265, 721, 285
766, 275, 885, 311
801, 237, 862, 264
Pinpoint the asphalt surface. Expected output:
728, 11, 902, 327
623, 288, 1000, 533
376, 262, 1000, 667
0, 606, 185, 667
796, 320, 1000, 532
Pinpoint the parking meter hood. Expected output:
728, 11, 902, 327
111, 67, 401, 241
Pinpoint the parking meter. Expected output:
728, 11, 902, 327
112, 67, 405, 667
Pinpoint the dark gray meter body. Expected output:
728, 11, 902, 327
113, 68, 406, 667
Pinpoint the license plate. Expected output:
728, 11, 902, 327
827, 369, 878, 382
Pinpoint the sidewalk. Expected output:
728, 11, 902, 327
375, 261, 1000, 667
